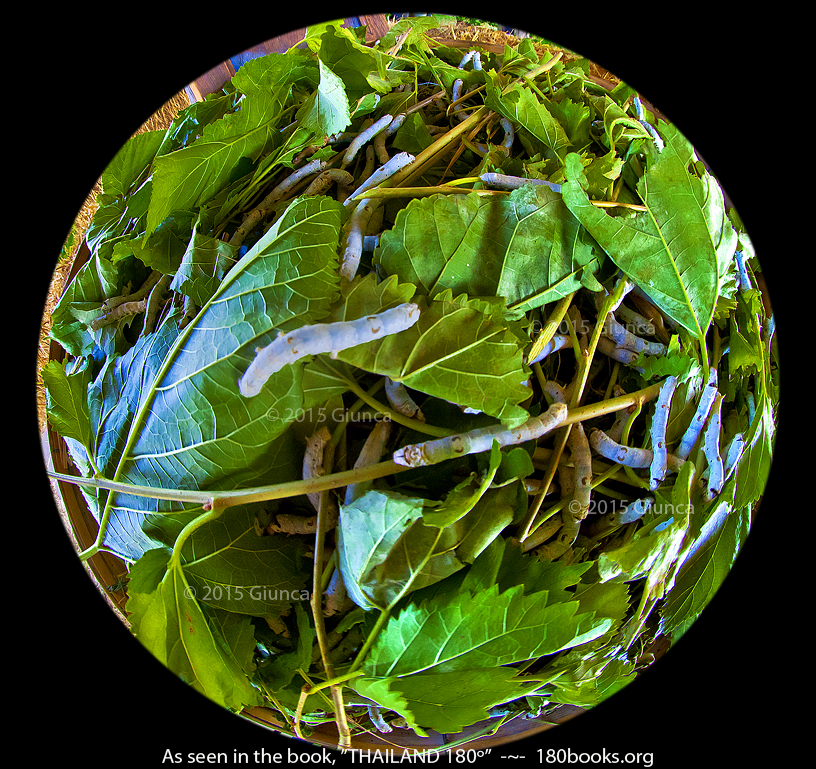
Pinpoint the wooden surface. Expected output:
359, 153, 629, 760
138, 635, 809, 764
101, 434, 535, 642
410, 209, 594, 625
185, 15, 391, 103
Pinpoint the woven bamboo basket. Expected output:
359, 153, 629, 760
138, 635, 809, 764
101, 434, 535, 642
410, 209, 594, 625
40, 15, 685, 754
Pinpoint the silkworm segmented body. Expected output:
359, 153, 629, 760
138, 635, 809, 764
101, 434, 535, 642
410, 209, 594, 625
239, 303, 421, 397
384, 377, 424, 422
343, 114, 394, 165
568, 422, 592, 523
393, 402, 568, 468
479, 172, 561, 193
702, 393, 724, 501
676, 367, 719, 460
589, 428, 685, 475
340, 197, 383, 281
344, 152, 415, 205
649, 375, 678, 490
528, 334, 571, 365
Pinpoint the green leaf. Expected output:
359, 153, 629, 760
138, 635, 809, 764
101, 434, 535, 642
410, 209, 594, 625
182, 506, 310, 618
41, 359, 93, 453
147, 54, 311, 233
336, 489, 426, 611
562, 123, 736, 344
296, 59, 351, 138
169, 217, 238, 306
93, 196, 342, 560
661, 504, 748, 632
317, 24, 393, 102
331, 275, 532, 426
354, 667, 547, 736
337, 478, 519, 612
127, 547, 263, 712
484, 73, 571, 160
375, 186, 601, 312
365, 582, 612, 678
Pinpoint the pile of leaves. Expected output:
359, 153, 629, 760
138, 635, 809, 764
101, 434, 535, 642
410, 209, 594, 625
42, 16, 778, 749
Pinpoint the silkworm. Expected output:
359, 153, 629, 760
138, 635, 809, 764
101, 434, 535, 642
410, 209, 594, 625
633, 96, 664, 152
323, 568, 347, 618
522, 512, 563, 553
343, 151, 415, 205
568, 422, 592, 522
344, 419, 393, 506
589, 428, 685, 475
458, 50, 476, 68
649, 375, 678, 490
303, 427, 332, 512
384, 113, 406, 137
384, 377, 424, 422
475, 117, 515, 155
239, 303, 421, 397
614, 304, 655, 337
702, 393, 724, 501
734, 250, 752, 293
528, 334, 571, 365
343, 114, 394, 165
676, 367, 719, 460
303, 168, 355, 197
393, 402, 568, 468
587, 496, 653, 537
723, 433, 745, 479
340, 197, 383, 281
603, 313, 666, 356
231, 159, 326, 246
479, 172, 562, 193
90, 298, 147, 330
141, 273, 173, 336
596, 336, 644, 372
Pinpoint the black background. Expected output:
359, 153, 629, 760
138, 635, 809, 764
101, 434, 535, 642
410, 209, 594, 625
29, 6, 795, 768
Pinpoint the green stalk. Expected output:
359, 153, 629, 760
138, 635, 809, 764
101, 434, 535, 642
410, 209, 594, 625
52, 380, 663, 526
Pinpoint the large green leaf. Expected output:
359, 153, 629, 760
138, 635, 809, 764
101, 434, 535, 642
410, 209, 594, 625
94, 196, 342, 560
127, 547, 263, 712
562, 123, 736, 343
330, 275, 532, 426
484, 72, 571, 160
375, 186, 602, 311
147, 54, 313, 233
296, 59, 351, 138
353, 577, 612, 732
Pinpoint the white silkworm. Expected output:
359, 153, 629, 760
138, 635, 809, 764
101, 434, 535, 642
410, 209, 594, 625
528, 334, 571, 365
384, 377, 424, 422
588, 497, 653, 537
734, 250, 752, 293
702, 393, 724, 501
393, 402, 568, 468
343, 151, 415, 205
500, 117, 514, 150
479, 172, 562, 193
633, 96, 664, 152
589, 428, 685, 475
603, 313, 666, 356
340, 197, 383, 281
458, 50, 476, 68
596, 336, 645, 373
343, 114, 394, 165
723, 433, 745, 479
676, 367, 719, 460
239, 304, 421, 397
384, 113, 406, 137
649, 375, 678, 490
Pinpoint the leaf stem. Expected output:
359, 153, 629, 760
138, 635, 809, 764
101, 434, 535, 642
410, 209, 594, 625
52, 381, 664, 525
